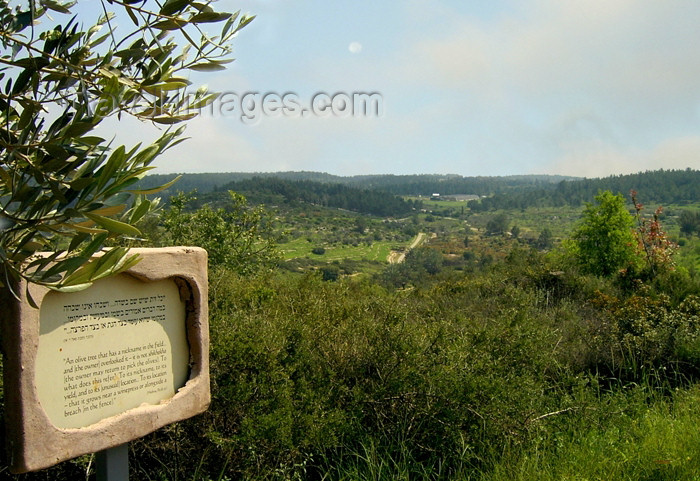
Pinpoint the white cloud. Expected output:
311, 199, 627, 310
394, 0, 700, 175
543, 135, 700, 178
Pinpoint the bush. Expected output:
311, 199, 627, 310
588, 287, 700, 381
127, 271, 580, 479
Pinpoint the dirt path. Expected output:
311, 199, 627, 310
387, 232, 428, 264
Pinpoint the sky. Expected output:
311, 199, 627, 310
99, 0, 700, 178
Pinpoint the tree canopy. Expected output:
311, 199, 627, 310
0, 0, 252, 300
569, 190, 638, 277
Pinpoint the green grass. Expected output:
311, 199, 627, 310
483, 385, 700, 481
408, 196, 470, 209
281, 238, 404, 263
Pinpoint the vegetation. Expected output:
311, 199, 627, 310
4, 173, 700, 480
134, 172, 576, 199
0, 0, 252, 298
468, 168, 700, 211
567, 190, 639, 277
161, 192, 279, 275
4, 1, 700, 480
210, 177, 422, 218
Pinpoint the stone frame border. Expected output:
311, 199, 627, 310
0, 247, 209, 473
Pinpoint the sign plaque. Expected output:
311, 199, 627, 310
0, 247, 209, 473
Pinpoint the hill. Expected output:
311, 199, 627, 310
135, 171, 578, 198
468, 168, 700, 211
202, 177, 422, 217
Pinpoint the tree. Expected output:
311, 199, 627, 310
510, 224, 520, 239
536, 228, 553, 250
161, 192, 279, 275
679, 210, 700, 237
569, 191, 638, 277
0, 0, 253, 299
486, 213, 508, 235
630, 191, 678, 278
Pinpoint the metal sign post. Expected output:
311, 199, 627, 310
96, 443, 129, 481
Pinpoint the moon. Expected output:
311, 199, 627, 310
348, 42, 363, 54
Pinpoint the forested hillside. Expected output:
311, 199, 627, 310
206, 178, 422, 217
136, 171, 346, 195
138, 169, 699, 210
135, 172, 576, 198
342, 173, 575, 195
469, 168, 700, 211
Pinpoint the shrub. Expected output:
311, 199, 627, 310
588, 287, 700, 382
140, 271, 577, 479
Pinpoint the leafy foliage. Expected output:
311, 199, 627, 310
485, 213, 509, 235
631, 190, 678, 278
568, 191, 639, 277
0, 0, 252, 296
679, 209, 700, 237
378, 246, 444, 288
136, 171, 574, 199
591, 288, 700, 377
468, 168, 700, 211
211, 177, 422, 217
161, 191, 279, 275
3, 192, 700, 479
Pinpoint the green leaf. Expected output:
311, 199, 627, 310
0, 167, 12, 189
190, 12, 231, 23
52, 282, 94, 293
43, 144, 70, 160
84, 212, 141, 237
153, 18, 186, 31
69, 177, 93, 190
131, 144, 160, 166
62, 222, 108, 235
96, 145, 126, 192
115, 48, 147, 60
142, 81, 190, 95
91, 247, 127, 279
151, 113, 197, 124
128, 174, 181, 194
17, 103, 36, 130
68, 231, 90, 251
234, 14, 255, 34
88, 204, 126, 216
160, 0, 190, 16
12, 11, 33, 32
125, 5, 139, 26
129, 198, 151, 224
79, 233, 108, 260
43, 256, 88, 279
60, 261, 98, 287
40, 0, 74, 14
65, 121, 95, 137
189, 62, 227, 72
26, 286, 39, 308
13, 69, 34, 96
101, 176, 141, 198
77, 136, 105, 146
190, 92, 219, 109
221, 12, 239, 38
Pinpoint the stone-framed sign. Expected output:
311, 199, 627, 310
0, 247, 209, 473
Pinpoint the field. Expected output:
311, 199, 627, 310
12, 184, 700, 481
280, 236, 395, 262
271, 200, 700, 280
